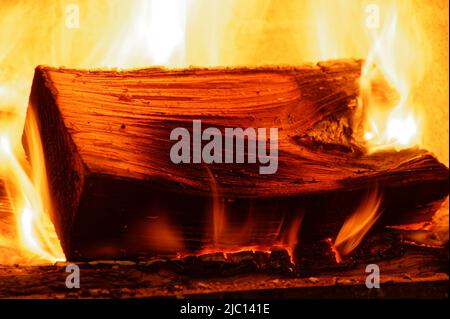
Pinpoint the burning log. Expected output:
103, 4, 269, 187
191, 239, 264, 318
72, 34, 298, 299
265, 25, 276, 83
24, 59, 449, 260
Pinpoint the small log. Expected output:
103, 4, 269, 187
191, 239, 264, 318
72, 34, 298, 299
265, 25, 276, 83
24, 60, 449, 260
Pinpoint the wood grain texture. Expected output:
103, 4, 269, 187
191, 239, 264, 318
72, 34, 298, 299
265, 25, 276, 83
0, 246, 447, 298
25, 60, 449, 260
29, 60, 447, 196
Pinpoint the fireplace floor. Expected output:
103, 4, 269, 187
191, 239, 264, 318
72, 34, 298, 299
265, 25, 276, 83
0, 249, 447, 299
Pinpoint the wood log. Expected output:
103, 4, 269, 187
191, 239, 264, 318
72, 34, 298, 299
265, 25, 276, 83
24, 60, 449, 260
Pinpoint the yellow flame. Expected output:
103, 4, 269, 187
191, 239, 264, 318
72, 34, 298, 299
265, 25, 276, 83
95, 0, 186, 68
358, 4, 429, 151
0, 0, 189, 263
1, 128, 64, 263
335, 187, 382, 257
302, 1, 430, 152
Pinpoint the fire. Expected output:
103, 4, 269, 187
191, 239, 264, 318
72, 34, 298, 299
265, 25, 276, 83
307, 1, 429, 152
0, 1, 447, 263
334, 186, 382, 258
0, 116, 64, 263
358, 6, 427, 152
205, 167, 303, 257
0, 0, 188, 263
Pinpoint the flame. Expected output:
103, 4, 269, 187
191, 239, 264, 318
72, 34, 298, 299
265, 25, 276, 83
204, 166, 303, 256
280, 213, 304, 259
0, 0, 447, 263
95, 0, 186, 68
204, 167, 303, 255
335, 187, 382, 258
0, 114, 64, 263
357, 4, 429, 151
0, 0, 189, 263
305, 1, 429, 151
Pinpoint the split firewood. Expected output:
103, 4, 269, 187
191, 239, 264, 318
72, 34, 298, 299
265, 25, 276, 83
24, 59, 449, 260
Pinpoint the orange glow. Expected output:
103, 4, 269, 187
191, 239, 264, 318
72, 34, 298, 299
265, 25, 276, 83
204, 167, 303, 256
327, 238, 343, 264
0, 0, 447, 263
335, 187, 382, 257
0, 0, 189, 263
0, 110, 64, 263
303, 1, 429, 152
357, 4, 427, 152
142, 216, 185, 254
281, 214, 304, 258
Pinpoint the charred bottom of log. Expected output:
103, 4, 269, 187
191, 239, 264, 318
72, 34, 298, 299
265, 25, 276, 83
67, 176, 448, 261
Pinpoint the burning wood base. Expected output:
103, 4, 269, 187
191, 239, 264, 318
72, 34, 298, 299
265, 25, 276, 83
0, 179, 448, 298
0, 238, 447, 299
24, 59, 449, 261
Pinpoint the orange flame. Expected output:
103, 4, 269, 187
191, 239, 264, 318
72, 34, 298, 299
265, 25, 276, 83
0, 0, 189, 263
204, 167, 303, 255
335, 187, 382, 257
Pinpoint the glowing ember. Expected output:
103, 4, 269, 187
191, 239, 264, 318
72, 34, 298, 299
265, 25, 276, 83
204, 167, 303, 257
